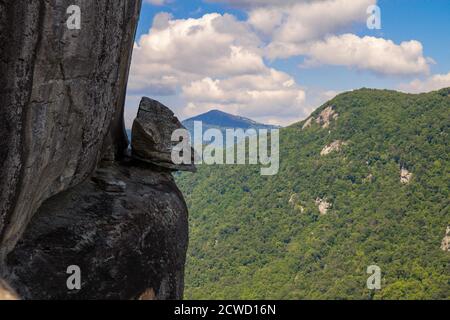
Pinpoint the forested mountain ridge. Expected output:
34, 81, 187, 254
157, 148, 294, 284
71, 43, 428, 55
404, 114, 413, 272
176, 88, 450, 300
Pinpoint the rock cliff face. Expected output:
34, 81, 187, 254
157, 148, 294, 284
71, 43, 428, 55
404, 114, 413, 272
0, 1, 190, 299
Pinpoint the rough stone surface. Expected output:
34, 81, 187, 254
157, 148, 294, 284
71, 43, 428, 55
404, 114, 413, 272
132, 98, 196, 172
6, 160, 188, 300
1, 0, 191, 300
0, 0, 142, 263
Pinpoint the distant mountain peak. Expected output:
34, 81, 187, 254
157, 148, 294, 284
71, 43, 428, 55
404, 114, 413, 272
183, 110, 280, 130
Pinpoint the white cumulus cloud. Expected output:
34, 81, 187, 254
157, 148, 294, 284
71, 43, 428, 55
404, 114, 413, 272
205, 0, 305, 8
299, 34, 431, 76
127, 12, 308, 125
128, 13, 263, 93
182, 69, 306, 125
126, 0, 435, 127
248, 0, 431, 76
399, 72, 450, 93
252, 0, 375, 43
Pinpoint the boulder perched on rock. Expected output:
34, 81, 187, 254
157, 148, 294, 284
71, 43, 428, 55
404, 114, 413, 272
131, 98, 196, 172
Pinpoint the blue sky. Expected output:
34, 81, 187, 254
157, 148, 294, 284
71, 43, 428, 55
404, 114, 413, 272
124, 0, 450, 127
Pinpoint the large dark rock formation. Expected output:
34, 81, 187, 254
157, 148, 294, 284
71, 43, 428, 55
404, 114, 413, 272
0, 1, 190, 299
7, 161, 188, 300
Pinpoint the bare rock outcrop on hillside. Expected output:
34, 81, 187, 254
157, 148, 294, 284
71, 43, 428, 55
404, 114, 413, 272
302, 105, 338, 130
316, 106, 339, 128
400, 167, 413, 184
288, 194, 305, 213
315, 198, 332, 215
302, 117, 314, 130
1, 0, 191, 300
441, 226, 450, 252
320, 140, 348, 156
